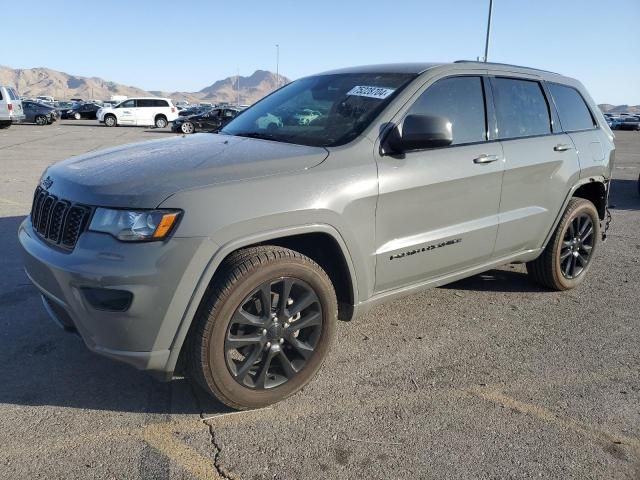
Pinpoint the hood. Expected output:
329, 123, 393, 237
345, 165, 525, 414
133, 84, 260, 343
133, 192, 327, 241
42, 134, 328, 208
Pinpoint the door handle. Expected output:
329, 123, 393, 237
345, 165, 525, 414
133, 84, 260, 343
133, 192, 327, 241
473, 154, 499, 164
554, 143, 573, 152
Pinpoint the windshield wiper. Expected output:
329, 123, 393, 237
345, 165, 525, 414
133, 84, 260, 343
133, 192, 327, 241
232, 131, 281, 142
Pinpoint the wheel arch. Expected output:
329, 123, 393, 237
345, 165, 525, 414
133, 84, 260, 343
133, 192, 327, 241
166, 224, 359, 376
540, 176, 608, 250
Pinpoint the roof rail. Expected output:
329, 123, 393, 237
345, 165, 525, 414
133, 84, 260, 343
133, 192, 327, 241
453, 60, 559, 75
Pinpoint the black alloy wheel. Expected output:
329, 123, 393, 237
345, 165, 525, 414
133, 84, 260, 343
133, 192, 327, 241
559, 213, 594, 279
225, 277, 323, 390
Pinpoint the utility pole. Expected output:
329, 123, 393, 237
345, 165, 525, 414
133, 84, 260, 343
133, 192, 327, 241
483, 0, 494, 62
275, 44, 280, 89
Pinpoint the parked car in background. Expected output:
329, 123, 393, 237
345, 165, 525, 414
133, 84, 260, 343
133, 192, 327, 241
62, 103, 102, 120
97, 98, 178, 128
21, 101, 56, 125
617, 116, 640, 131
294, 108, 322, 125
172, 107, 240, 134
179, 105, 212, 117
0, 85, 25, 128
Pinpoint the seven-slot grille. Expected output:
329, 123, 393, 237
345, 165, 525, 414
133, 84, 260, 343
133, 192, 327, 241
30, 186, 91, 250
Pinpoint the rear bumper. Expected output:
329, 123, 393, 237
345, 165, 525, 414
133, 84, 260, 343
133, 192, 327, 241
18, 217, 212, 377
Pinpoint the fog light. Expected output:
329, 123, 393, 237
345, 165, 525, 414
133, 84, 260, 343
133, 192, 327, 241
81, 288, 133, 312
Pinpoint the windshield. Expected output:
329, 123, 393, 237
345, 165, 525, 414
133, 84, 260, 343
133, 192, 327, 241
221, 72, 416, 147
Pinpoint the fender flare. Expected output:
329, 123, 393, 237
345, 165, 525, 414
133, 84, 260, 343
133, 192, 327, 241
540, 176, 608, 250
163, 223, 359, 375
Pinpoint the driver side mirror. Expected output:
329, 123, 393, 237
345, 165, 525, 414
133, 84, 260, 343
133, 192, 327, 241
385, 114, 453, 154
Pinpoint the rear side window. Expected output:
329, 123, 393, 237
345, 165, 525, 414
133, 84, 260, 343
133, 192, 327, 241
0, 90, 3, 101
137, 99, 154, 107
153, 99, 169, 107
548, 83, 596, 132
407, 76, 486, 145
491, 78, 550, 139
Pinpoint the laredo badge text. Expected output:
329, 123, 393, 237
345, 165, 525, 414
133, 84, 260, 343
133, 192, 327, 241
390, 238, 462, 261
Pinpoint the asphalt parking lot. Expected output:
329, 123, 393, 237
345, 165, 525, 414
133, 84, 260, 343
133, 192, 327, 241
0, 121, 638, 479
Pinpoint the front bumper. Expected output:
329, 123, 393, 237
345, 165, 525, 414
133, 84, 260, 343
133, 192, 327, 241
19, 217, 210, 377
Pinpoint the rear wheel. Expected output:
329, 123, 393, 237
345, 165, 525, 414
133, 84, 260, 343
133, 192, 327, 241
104, 114, 117, 127
527, 197, 599, 290
155, 115, 168, 128
35, 115, 47, 126
189, 246, 337, 410
0, 121, 10, 129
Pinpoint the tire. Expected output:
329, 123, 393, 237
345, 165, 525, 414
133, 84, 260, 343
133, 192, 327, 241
74, 112, 81, 120
155, 115, 168, 129
189, 245, 337, 410
35, 115, 47, 126
527, 197, 600, 290
0, 121, 10, 129
104, 115, 117, 127
180, 121, 194, 134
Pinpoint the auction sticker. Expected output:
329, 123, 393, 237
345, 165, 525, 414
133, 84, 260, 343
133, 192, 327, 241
347, 86, 395, 99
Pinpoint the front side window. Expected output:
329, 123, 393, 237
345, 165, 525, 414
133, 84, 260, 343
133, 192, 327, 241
491, 78, 551, 139
221, 72, 417, 147
407, 76, 486, 145
548, 83, 596, 132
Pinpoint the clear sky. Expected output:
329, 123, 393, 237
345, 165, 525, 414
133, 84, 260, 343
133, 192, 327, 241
4, 0, 639, 104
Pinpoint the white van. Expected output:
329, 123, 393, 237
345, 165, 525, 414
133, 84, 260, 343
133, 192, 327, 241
97, 97, 178, 128
0, 86, 25, 128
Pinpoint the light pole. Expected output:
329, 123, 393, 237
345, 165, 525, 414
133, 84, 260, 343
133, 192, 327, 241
483, 0, 494, 62
275, 44, 279, 88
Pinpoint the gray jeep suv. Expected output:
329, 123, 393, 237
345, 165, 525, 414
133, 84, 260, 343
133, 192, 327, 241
19, 62, 614, 409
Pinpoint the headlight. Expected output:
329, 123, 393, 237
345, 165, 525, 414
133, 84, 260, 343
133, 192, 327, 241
89, 208, 181, 241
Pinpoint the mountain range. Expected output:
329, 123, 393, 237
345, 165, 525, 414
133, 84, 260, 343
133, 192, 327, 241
598, 104, 640, 114
0, 66, 289, 104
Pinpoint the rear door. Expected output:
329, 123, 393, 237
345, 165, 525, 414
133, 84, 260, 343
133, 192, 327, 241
490, 75, 581, 256
546, 82, 604, 179
134, 99, 154, 125
375, 74, 505, 293
117, 99, 137, 124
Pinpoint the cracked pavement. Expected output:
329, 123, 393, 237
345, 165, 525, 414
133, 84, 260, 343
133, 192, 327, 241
0, 122, 638, 479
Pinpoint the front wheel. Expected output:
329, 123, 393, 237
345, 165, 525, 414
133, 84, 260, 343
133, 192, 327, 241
74, 112, 81, 120
35, 115, 48, 126
180, 121, 195, 134
527, 197, 599, 290
189, 246, 337, 410
104, 115, 117, 127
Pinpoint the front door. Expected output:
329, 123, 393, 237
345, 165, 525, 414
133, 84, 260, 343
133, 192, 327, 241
375, 75, 504, 293
117, 99, 137, 125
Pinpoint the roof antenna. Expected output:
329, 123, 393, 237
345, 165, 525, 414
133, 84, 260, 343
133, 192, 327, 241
483, 0, 494, 62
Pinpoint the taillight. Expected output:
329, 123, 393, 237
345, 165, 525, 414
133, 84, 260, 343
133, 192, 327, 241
7, 103, 13, 112
171, 107, 175, 113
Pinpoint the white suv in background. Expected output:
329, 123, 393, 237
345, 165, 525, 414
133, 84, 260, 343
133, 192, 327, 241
0, 85, 25, 129
97, 97, 178, 128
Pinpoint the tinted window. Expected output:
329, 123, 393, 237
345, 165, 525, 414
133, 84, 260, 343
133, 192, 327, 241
0, 90, 3, 100
120, 100, 135, 108
492, 78, 550, 139
137, 99, 154, 107
152, 99, 168, 107
548, 83, 596, 131
407, 76, 486, 145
